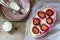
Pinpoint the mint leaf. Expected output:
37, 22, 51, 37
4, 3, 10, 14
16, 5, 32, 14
18, 11, 23, 15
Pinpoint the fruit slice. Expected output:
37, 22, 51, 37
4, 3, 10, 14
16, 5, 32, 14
46, 9, 54, 16
38, 11, 46, 19
32, 27, 39, 34
46, 17, 53, 24
41, 24, 49, 31
33, 18, 40, 25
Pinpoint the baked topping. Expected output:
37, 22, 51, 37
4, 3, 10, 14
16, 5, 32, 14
41, 24, 48, 31
32, 27, 39, 34
46, 9, 54, 16
33, 18, 40, 25
46, 17, 53, 24
38, 11, 46, 19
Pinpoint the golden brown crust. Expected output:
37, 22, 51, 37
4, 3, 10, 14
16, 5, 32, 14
46, 17, 53, 24
32, 27, 39, 34
41, 24, 49, 31
38, 11, 46, 19
33, 18, 40, 25
46, 9, 54, 16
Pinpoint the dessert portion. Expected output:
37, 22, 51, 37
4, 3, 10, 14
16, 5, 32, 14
41, 24, 49, 31
33, 18, 40, 25
46, 9, 54, 16
29, 7, 56, 38
2, 0, 30, 21
46, 17, 53, 24
38, 11, 46, 19
32, 27, 39, 34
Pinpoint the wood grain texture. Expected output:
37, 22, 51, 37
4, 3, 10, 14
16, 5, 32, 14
0, 5, 26, 40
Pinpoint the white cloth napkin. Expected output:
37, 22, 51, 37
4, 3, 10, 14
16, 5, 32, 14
24, 1, 60, 40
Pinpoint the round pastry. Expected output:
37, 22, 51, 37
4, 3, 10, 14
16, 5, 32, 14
38, 11, 46, 19
46, 9, 54, 16
33, 18, 40, 25
46, 17, 53, 24
40, 24, 49, 31
32, 27, 39, 34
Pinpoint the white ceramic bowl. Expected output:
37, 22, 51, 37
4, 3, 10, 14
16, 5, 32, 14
2, 22, 12, 32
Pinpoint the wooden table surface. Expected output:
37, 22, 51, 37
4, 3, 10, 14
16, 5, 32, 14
0, 5, 26, 40
0, 0, 35, 40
